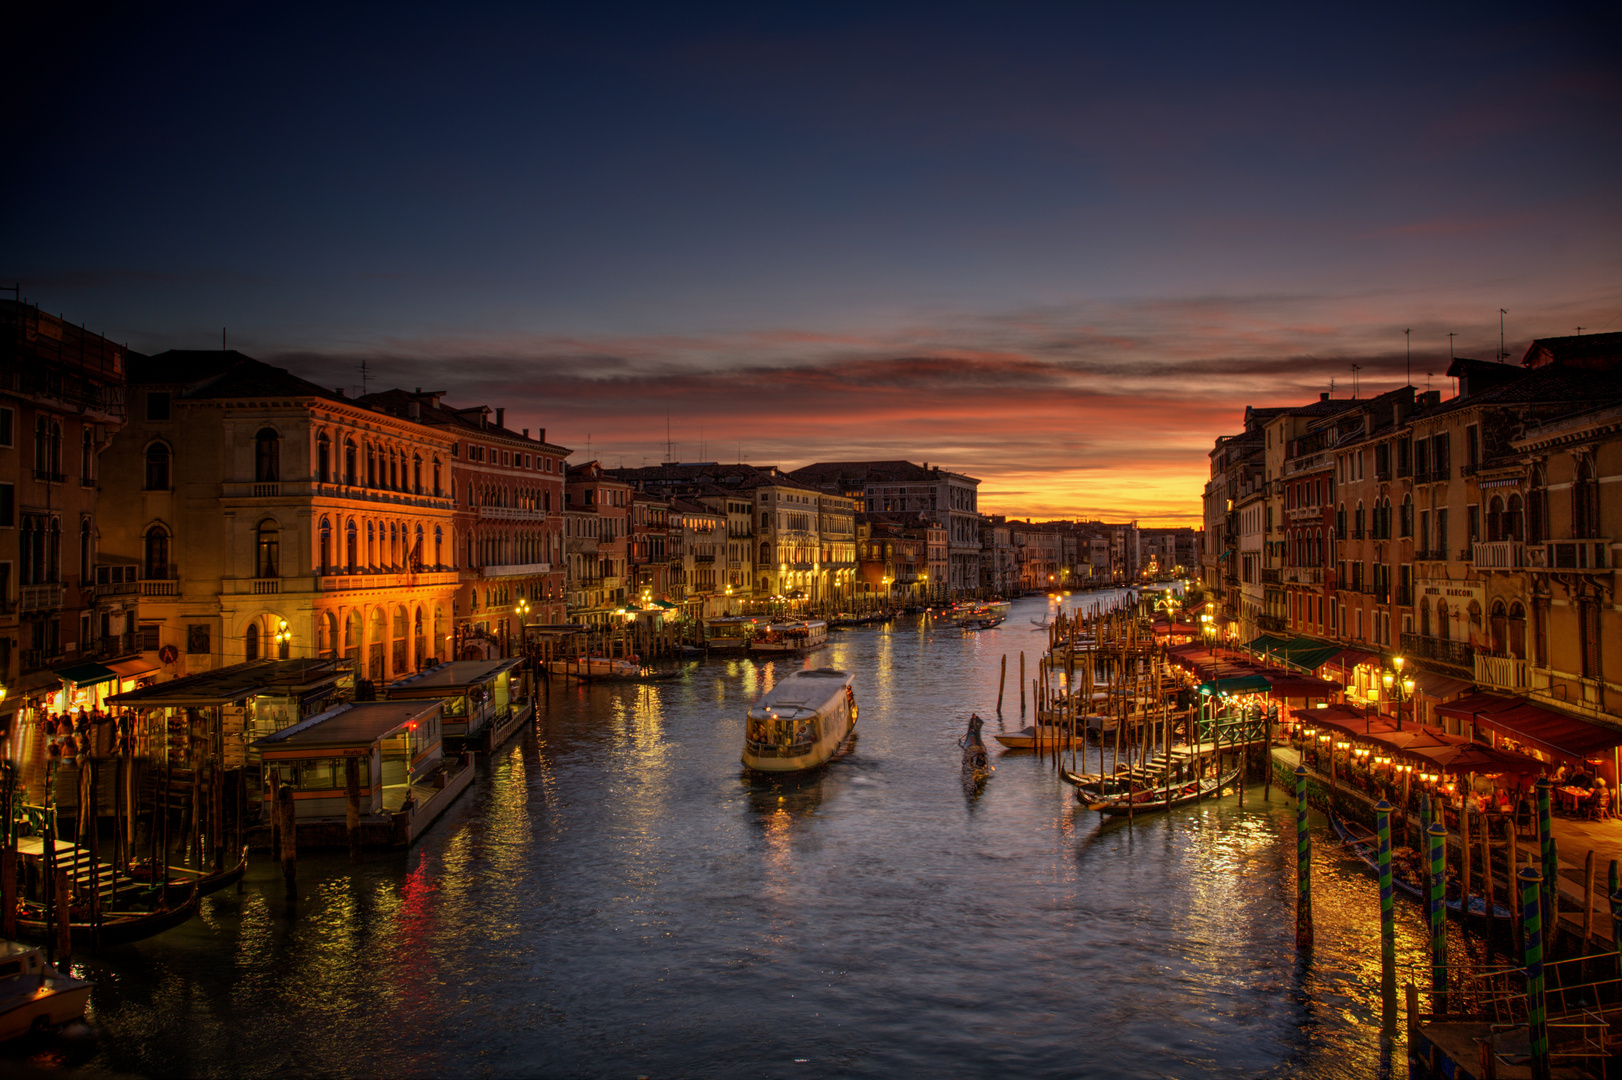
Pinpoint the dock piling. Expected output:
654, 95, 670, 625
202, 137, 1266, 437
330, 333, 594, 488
1519, 867, 1550, 1080
1295, 765, 1312, 950
1376, 800, 1394, 988
54, 867, 71, 965
1019, 652, 1026, 713
997, 654, 1006, 714
345, 757, 362, 862
1427, 821, 1447, 1015
278, 784, 297, 904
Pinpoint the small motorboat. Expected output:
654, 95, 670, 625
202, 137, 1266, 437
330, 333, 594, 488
742, 668, 857, 772
0, 940, 93, 1041
545, 655, 645, 679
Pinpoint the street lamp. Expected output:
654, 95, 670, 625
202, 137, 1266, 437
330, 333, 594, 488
1201, 612, 1215, 655
274, 618, 292, 658
1381, 655, 1416, 731
516, 597, 531, 655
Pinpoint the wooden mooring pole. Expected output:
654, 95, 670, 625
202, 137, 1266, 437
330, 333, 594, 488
1295, 765, 1312, 949
1019, 652, 1026, 713
345, 757, 362, 862
278, 784, 297, 904
997, 654, 1006, 714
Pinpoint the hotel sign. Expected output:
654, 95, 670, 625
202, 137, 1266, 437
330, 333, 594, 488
1417, 579, 1483, 605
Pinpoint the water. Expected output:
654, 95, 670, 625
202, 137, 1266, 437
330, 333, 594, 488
11, 592, 1494, 1078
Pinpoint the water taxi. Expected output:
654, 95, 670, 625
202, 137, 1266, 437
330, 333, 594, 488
742, 668, 857, 772
705, 616, 758, 652
749, 619, 828, 654
0, 940, 93, 1041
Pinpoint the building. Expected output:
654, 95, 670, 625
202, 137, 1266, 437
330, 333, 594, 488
788, 461, 982, 595
99, 352, 461, 686
0, 301, 134, 743
357, 391, 569, 652
563, 461, 631, 623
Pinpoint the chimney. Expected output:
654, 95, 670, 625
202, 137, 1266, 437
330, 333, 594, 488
495, 408, 505, 429
1320, 392, 1329, 401
522, 428, 529, 438
415, 386, 422, 394
409, 401, 421, 421
334, 387, 345, 397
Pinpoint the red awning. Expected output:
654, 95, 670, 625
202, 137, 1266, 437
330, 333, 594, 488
1326, 648, 1380, 671
1411, 670, 1474, 702
1475, 702, 1622, 762
1432, 692, 1523, 723
1264, 672, 1343, 697
1409, 741, 1543, 777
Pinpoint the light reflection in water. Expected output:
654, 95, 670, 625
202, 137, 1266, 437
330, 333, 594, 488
18, 590, 1506, 1080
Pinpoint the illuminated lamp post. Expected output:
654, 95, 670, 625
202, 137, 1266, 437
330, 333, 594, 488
1381, 655, 1416, 731
516, 598, 531, 656
1202, 613, 1216, 655
273, 618, 292, 660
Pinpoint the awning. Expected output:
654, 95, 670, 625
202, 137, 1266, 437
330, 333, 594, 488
650, 599, 678, 610
1326, 648, 1381, 671
1411, 670, 1473, 701
1244, 634, 1294, 655
53, 661, 116, 687
1199, 673, 1272, 695
1264, 672, 1343, 697
106, 657, 159, 679
1434, 692, 1523, 723
1409, 741, 1543, 777
1476, 701, 1622, 762
1276, 644, 1343, 673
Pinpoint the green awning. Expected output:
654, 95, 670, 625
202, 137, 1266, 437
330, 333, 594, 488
53, 661, 117, 687
1200, 674, 1272, 695
1276, 644, 1342, 672
1245, 634, 1293, 655
650, 599, 677, 610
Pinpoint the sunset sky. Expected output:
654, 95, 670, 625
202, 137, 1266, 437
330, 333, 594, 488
7, 4, 1619, 525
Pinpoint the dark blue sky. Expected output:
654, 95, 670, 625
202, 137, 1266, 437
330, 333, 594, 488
7, 3, 1619, 521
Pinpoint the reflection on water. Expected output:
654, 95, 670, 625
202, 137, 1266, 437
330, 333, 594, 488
9, 591, 1479, 1079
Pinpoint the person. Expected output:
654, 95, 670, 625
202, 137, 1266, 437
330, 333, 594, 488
1590, 776, 1610, 820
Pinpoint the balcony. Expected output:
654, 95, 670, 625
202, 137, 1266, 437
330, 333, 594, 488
1284, 566, 1324, 586
694, 553, 716, 563
19, 583, 65, 612
141, 580, 180, 597
1473, 540, 1524, 570
224, 480, 453, 511
31, 469, 66, 484
481, 562, 552, 578
86, 632, 138, 659
1413, 467, 1451, 484
1530, 539, 1610, 572
1413, 549, 1446, 562
1287, 505, 1322, 522
478, 506, 548, 521
1475, 654, 1530, 692
1260, 567, 1281, 585
93, 579, 139, 598
727, 560, 743, 570
21, 649, 65, 673
317, 569, 461, 592
1257, 613, 1287, 633
1400, 631, 1474, 670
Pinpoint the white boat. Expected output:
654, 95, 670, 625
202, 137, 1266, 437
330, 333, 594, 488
545, 655, 643, 679
0, 940, 92, 1042
705, 616, 758, 652
749, 619, 828, 654
742, 668, 858, 772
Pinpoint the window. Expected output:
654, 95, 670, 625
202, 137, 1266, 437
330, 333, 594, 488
144, 525, 170, 579
1435, 508, 1449, 557
146, 392, 171, 421
344, 439, 358, 485
79, 519, 92, 582
255, 428, 280, 482
317, 433, 331, 483
0, 406, 11, 446
256, 519, 279, 577
33, 418, 62, 480
81, 427, 95, 484
318, 517, 332, 574
1573, 457, 1599, 538
145, 442, 171, 490
433, 457, 442, 495
345, 519, 358, 571
245, 623, 260, 662
0, 483, 12, 528
1580, 597, 1602, 679
413, 454, 422, 493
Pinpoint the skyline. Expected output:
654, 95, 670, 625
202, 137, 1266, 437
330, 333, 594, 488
7, 4, 1620, 525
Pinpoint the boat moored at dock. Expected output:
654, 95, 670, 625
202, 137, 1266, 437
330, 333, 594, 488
0, 940, 92, 1041
749, 619, 828, 654
742, 668, 857, 772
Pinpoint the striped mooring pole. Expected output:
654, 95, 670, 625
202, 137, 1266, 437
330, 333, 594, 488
1375, 800, 1395, 986
1519, 867, 1550, 1080
1295, 765, 1312, 949
1535, 776, 1555, 949
1428, 821, 1447, 1015
1611, 859, 1621, 961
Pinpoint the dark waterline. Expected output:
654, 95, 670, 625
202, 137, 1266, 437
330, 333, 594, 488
12, 592, 1489, 1079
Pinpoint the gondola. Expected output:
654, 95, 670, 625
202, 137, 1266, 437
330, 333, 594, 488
15, 885, 202, 948
993, 725, 1089, 751
1330, 814, 1512, 920
161, 846, 249, 903
1087, 767, 1239, 816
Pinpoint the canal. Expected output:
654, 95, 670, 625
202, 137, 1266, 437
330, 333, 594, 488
12, 591, 1498, 1078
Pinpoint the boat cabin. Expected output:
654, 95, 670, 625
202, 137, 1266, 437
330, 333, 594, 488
383, 658, 525, 747
746, 668, 854, 752
253, 699, 443, 819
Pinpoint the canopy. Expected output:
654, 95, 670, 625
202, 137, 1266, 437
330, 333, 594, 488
1477, 700, 1622, 762
1409, 741, 1543, 777
53, 662, 116, 687
1411, 670, 1474, 702
1199, 673, 1272, 695
1274, 643, 1343, 673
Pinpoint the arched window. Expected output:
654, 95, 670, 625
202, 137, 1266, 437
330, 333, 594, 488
413, 454, 422, 493
1487, 495, 1505, 542
1489, 600, 1507, 655
318, 516, 332, 573
1505, 494, 1523, 541
1419, 597, 1431, 638
1400, 494, 1413, 538
432, 457, 442, 495
434, 525, 443, 566
1436, 600, 1449, 641
413, 524, 424, 568
256, 519, 279, 578
366, 442, 377, 487
81, 427, 95, 484
1573, 457, 1599, 538
366, 520, 376, 567
760, 541, 771, 563
145, 442, 171, 490
255, 428, 280, 482
1527, 465, 1547, 543
344, 438, 358, 485
79, 519, 92, 582
345, 518, 358, 571
317, 433, 331, 483
144, 524, 170, 579
388, 450, 398, 490
1508, 601, 1527, 659
245, 622, 260, 662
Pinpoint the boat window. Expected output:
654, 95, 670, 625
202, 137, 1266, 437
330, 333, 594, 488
442, 695, 469, 717
0, 960, 20, 976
